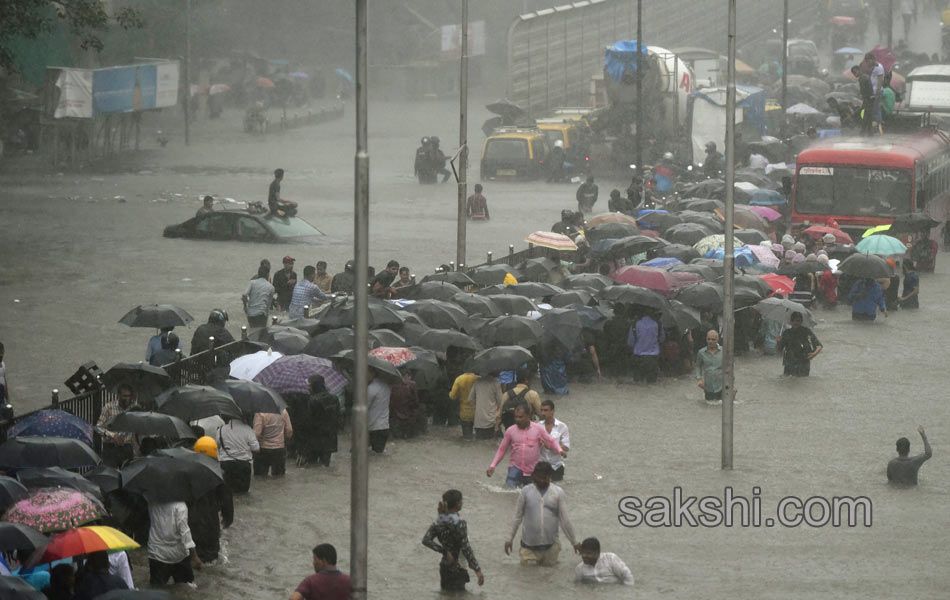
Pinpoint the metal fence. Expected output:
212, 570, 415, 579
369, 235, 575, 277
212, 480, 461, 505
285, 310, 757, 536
0, 339, 260, 453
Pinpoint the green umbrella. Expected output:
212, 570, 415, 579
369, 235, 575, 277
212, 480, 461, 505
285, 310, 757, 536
855, 234, 906, 256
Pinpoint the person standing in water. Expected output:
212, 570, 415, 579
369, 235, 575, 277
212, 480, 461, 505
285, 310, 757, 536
421, 489, 484, 591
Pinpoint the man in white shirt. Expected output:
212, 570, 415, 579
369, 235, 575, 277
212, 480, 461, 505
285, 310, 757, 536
367, 372, 391, 453
504, 461, 579, 566
216, 417, 260, 493
575, 537, 634, 585
147, 500, 201, 585
539, 400, 570, 481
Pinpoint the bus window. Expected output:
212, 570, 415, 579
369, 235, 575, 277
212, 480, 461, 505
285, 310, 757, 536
796, 166, 911, 216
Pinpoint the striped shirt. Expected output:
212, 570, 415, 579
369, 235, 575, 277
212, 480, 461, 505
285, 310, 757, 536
289, 279, 327, 318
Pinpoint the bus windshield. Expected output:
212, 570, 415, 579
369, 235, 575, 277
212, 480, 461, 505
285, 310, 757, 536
795, 166, 912, 217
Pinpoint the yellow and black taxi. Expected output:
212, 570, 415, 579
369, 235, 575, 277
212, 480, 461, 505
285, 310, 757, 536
479, 127, 549, 180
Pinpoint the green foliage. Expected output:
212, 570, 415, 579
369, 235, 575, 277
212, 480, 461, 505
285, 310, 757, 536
0, 0, 142, 74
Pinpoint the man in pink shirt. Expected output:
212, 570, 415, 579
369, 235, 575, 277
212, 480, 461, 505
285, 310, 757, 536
253, 408, 293, 476
487, 405, 564, 488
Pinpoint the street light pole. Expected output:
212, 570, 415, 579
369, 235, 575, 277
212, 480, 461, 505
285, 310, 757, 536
457, 0, 469, 269
781, 0, 789, 115
183, 0, 191, 146
350, 0, 370, 598
635, 0, 643, 177
722, 0, 737, 471
888, 0, 893, 49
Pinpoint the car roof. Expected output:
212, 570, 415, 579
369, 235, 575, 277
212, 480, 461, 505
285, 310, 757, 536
486, 128, 545, 140
907, 65, 950, 80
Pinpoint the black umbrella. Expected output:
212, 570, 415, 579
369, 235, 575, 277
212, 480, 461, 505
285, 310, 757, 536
392, 323, 427, 346
17, 466, 104, 501
735, 168, 779, 189
825, 244, 857, 260
403, 346, 444, 391
105, 411, 197, 440
636, 211, 683, 231
420, 271, 476, 288
889, 213, 941, 233
564, 304, 611, 330
689, 257, 737, 276
0, 436, 100, 470
734, 229, 770, 245
465, 345, 535, 375
539, 308, 585, 351
278, 317, 322, 335
563, 273, 614, 292
118, 304, 194, 328
313, 297, 406, 329
479, 282, 564, 298
0, 522, 48, 553
837, 252, 893, 279
218, 379, 287, 416
548, 289, 594, 307
0, 476, 28, 512
599, 284, 668, 310
651, 243, 701, 263
675, 282, 724, 309
405, 281, 464, 301
470, 264, 522, 286
154, 385, 242, 422
778, 261, 824, 276
402, 299, 470, 330
0, 575, 45, 600
371, 329, 407, 347
590, 235, 664, 260
84, 465, 122, 495
486, 98, 526, 118
248, 325, 310, 355
586, 222, 639, 242
480, 315, 543, 347
451, 292, 502, 317
662, 223, 714, 246
101, 363, 173, 393
416, 329, 482, 352
676, 197, 724, 212
519, 257, 560, 282
486, 294, 538, 316
681, 178, 726, 199
304, 327, 400, 357
334, 350, 403, 383
735, 273, 774, 297
669, 263, 718, 280
733, 286, 764, 307
675, 210, 724, 233
663, 300, 702, 330
121, 451, 224, 503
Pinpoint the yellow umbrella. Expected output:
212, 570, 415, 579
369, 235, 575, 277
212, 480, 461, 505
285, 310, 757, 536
862, 224, 891, 238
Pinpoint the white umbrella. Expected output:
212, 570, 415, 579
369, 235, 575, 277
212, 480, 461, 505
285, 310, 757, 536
786, 102, 821, 115
229, 350, 284, 381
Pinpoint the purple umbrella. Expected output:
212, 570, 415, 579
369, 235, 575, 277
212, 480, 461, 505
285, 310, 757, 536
8, 410, 93, 447
254, 355, 348, 396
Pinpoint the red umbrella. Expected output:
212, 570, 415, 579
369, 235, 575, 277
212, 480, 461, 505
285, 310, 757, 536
256, 77, 276, 88
758, 274, 795, 296
611, 265, 700, 297
801, 225, 852, 244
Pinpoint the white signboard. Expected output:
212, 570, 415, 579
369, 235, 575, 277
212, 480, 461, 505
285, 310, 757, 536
441, 20, 486, 60
53, 69, 93, 119
155, 61, 180, 108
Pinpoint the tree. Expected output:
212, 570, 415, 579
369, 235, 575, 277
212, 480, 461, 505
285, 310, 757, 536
0, 0, 141, 74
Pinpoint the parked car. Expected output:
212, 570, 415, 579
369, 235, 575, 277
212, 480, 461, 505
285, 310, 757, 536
479, 127, 549, 180
163, 209, 328, 243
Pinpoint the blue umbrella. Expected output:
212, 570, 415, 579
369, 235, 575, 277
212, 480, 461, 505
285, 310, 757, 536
835, 46, 863, 55
289, 71, 309, 79
704, 247, 759, 268
855, 234, 906, 256
640, 256, 682, 268
7, 410, 93, 446
335, 67, 355, 87
748, 188, 786, 206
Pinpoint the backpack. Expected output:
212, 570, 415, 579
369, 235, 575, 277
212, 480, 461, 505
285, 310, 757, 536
500, 386, 530, 430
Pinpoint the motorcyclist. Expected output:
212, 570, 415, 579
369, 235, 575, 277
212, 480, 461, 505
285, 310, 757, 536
702, 142, 724, 179
607, 189, 635, 214
652, 152, 678, 196
625, 176, 643, 211
414, 137, 434, 184
427, 136, 452, 183
576, 176, 598, 213
330, 260, 356, 294
546, 139, 567, 183
190, 309, 235, 355
551, 209, 575, 235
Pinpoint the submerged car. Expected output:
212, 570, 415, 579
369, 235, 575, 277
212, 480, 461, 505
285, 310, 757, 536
164, 209, 327, 243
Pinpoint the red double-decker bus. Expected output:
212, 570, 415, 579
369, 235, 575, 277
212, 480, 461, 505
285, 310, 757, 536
792, 131, 950, 247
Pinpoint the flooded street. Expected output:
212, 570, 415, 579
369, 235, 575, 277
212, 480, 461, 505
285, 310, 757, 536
2, 91, 949, 599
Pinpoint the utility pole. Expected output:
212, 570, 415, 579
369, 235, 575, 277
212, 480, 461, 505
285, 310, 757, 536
635, 0, 643, 177
183, 0, 191, 146
456, 0, 469, 269
722, 0, 737, 471
781, 0, 789, 115
888, 0, 893, 49
350, 0, 369, 598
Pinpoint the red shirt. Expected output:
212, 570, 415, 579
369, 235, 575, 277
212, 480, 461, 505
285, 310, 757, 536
296, 570, 351, 600
819, 270, 838, 303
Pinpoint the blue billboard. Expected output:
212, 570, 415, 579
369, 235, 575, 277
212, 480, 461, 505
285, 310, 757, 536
92, 65, 158, 115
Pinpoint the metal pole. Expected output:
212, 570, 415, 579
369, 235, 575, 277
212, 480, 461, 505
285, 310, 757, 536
722, 0, 737, 471
351, 0, 370, 597
184, 0, 191, 146
457, 0, 469, 267
781, 0, 789, 115
887, 0, 893, 49
635, 0, 643, 173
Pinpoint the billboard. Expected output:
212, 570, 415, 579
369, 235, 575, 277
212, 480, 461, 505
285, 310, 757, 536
440, 21, 486, 60
48, 61, 179, 119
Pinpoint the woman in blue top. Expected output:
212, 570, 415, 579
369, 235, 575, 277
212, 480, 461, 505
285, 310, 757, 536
848, 278, 887, 321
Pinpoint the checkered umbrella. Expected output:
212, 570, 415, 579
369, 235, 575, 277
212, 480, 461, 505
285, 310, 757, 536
253, 355, 348, 396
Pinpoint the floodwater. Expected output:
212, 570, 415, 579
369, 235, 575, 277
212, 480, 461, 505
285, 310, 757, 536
2, 19, 950, 598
